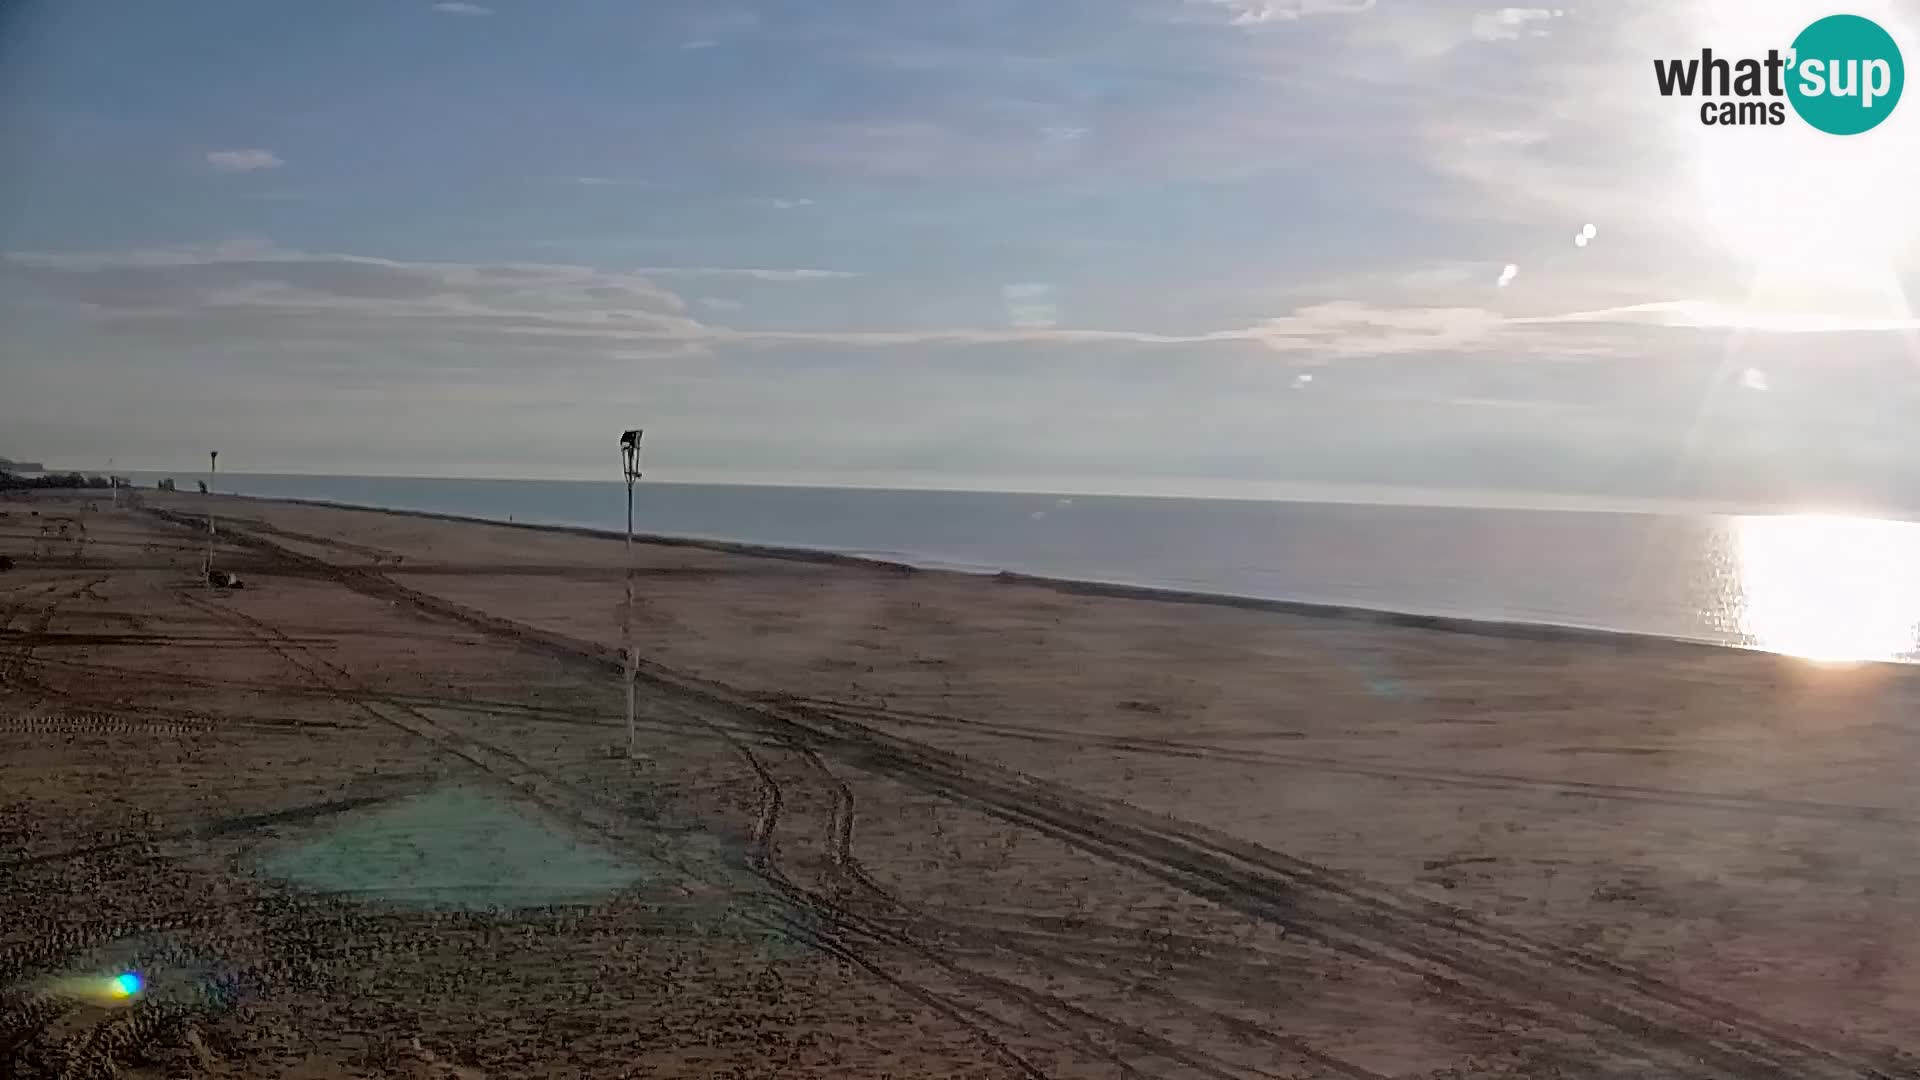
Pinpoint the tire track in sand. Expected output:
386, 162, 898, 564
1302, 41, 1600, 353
165, 584, 1057, 1080
155, 506, 1906, 1080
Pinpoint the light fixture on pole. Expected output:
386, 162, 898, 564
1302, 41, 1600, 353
619, 429, 644, 760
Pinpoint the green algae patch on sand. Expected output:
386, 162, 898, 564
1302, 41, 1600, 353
260, 786, 648, 909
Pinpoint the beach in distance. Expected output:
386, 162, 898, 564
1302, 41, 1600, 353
6, 487, 1920, 1077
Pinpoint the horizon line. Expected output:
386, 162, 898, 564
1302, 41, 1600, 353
50, 463, 1903, 519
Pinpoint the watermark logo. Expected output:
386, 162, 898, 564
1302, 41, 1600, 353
1654, 13, 1904, 133
1790, 15, 1904, 133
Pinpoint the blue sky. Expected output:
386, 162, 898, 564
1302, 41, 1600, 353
3, 0, 1920, 505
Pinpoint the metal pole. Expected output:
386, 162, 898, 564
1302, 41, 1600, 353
625, 475, 635, 759
206, 451, 218, 582
619, 430, 642, 760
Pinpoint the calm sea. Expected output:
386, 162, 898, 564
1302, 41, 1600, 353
128, 472, 1920, 663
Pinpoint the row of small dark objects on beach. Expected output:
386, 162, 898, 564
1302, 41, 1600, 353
0, 500, 243, 587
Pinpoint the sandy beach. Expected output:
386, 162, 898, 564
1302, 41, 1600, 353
5, 489, 1920, 1079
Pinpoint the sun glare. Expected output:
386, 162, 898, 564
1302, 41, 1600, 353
1688, 0, 1919, 290
1695, 129, 1918, 281
1734, 514, 1920, 663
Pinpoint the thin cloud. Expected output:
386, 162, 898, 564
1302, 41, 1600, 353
1003, 282, 1059, 329
431, 2, 493, 15
1189, 0, 1377, 27
633, 266, 860, 282
2, 247, 1504, 358
1, 246, 692, 331
750, 197, 815, 210
206, 149, 284, 173
681, 8, 759, 40
1470, 7, 1561, 42
22, 248, 1896, 370
0, 248, 876, 361
718, 300, 1510, 356
1516, 301, 1920, 334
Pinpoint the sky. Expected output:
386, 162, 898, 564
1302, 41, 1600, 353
3, 0, 1920, 505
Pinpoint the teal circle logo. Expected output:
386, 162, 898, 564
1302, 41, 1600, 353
1787, 14, 1904, 134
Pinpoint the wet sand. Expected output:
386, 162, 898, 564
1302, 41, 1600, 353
4, 489, 1920, 1078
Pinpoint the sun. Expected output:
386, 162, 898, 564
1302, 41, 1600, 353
1692, 124, 1918, 282
1686, 0, 1920, 286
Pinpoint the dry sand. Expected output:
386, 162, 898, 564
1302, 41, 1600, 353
4, 489, 1920, 1078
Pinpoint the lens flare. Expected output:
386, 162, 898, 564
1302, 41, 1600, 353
109, 972, 143, 999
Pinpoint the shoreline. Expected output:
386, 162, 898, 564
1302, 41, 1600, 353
199, 488, 1808, 665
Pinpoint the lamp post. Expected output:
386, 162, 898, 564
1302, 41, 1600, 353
205, 451, 218, 583
619, 430, 643, 759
